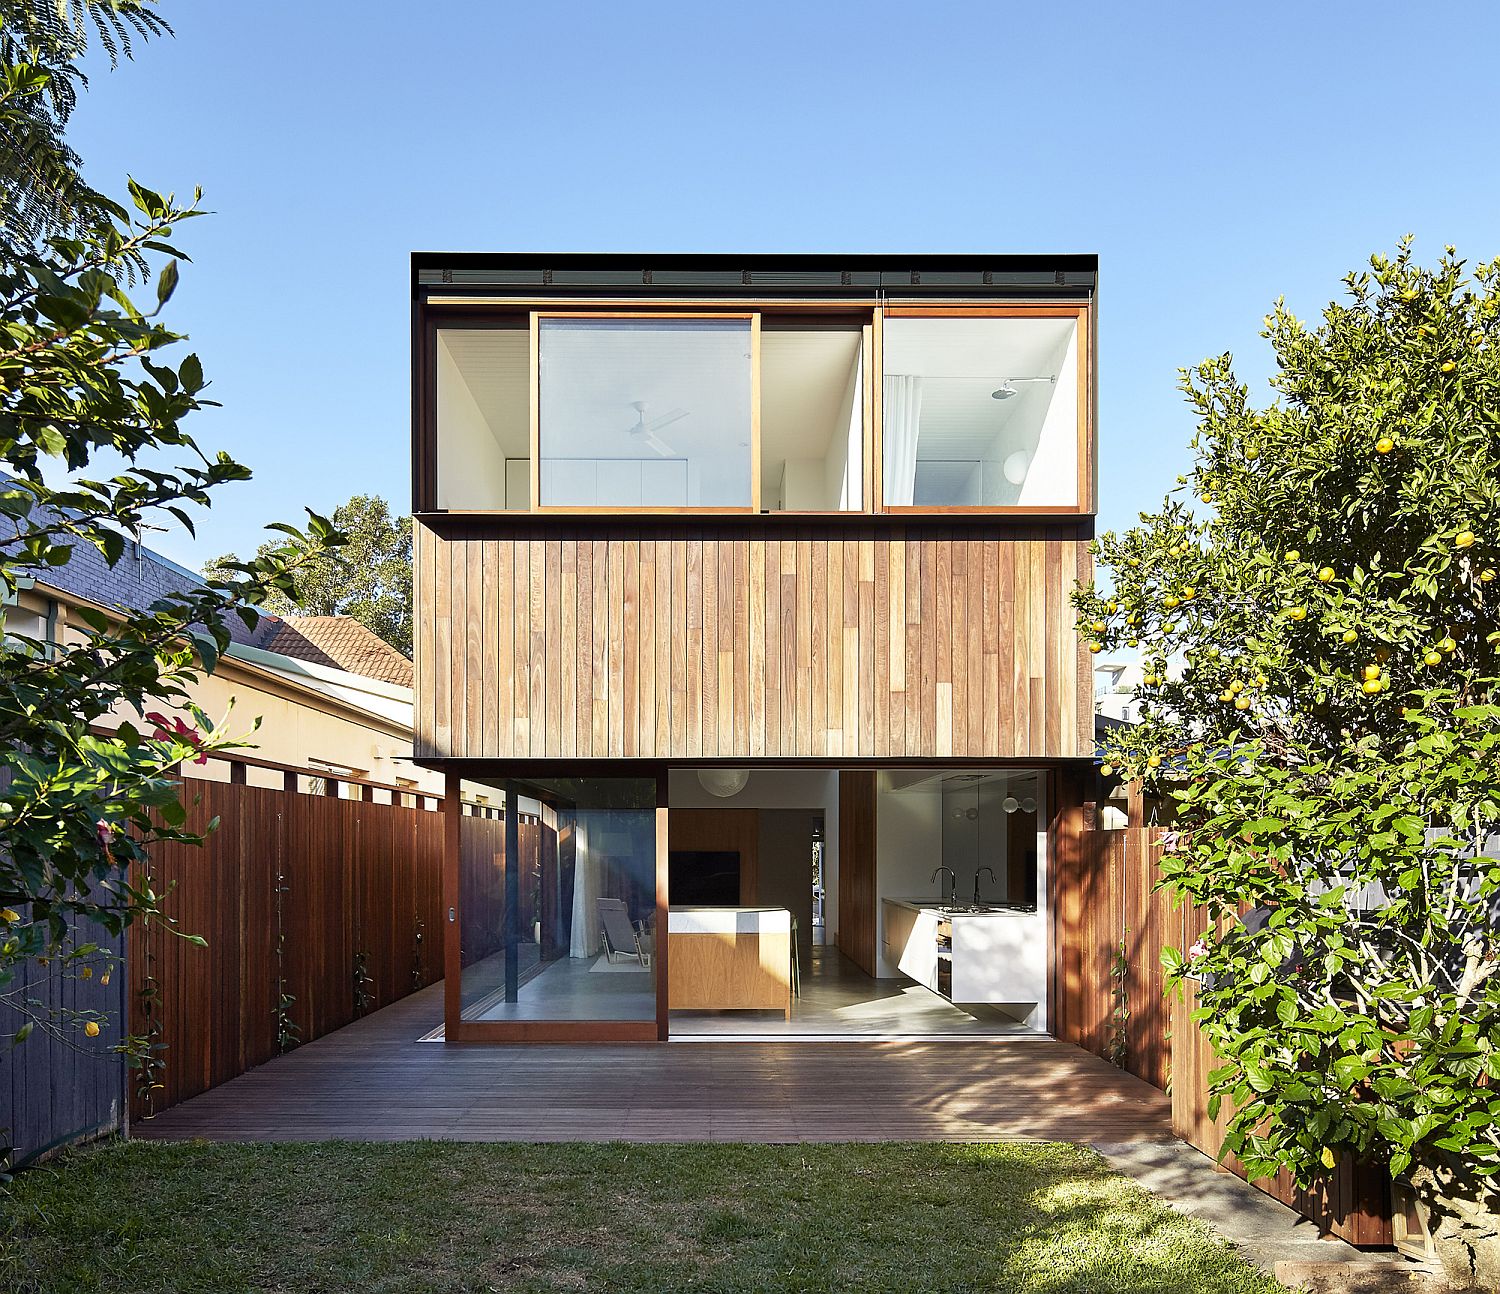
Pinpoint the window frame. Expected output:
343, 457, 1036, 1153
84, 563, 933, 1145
419, 300, 1093, 519
529, 310, 763, 515
874, 304, 1092, 517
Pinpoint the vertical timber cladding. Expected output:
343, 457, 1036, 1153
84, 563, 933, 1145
414, 519, 1093, 762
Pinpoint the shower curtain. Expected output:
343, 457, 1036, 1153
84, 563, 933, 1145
882, 374, 923, 506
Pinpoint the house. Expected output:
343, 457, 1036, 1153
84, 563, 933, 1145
0, 527, 440, 797
411, 253, 1099, 1042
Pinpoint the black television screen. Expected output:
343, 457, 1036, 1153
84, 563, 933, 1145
669, 850, 740, 906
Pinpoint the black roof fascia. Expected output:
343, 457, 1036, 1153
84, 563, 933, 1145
411, 252, 1097, 300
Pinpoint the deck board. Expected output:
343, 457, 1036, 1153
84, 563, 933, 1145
133, 983, 1173, 1145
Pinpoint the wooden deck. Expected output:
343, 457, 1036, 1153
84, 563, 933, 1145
132, 983, 1172, 1144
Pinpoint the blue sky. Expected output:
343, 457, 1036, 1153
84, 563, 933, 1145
64, 0, 1499, 569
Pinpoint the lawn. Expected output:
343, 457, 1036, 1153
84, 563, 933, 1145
0, 1140, 1286, 1294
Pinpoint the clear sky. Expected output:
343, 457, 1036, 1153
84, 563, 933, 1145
62, 0, 1499, 569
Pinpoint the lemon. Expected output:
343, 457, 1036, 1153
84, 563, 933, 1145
1091, 619, 1107, 633
1363, 664, 1381, 681
1441, 360, 1456, 373
1245, 447, 1260, 461
1285, 550, 1301, 563
1439, 637, 1457, 654
1219, 691, 1234, 702
1100, 764, 1113, 777
1362, 679, 1382, 695
1342, 629, 1358, 644
1456, 530, 1476, 548
1147, 755, 1162, 769
1482, 569, 1496, 583
1234, 696, 1250, 710
1229, 679, 1244, 693
1286, 606, 1307, 621
0, 909, 17, 923
1375, 437, 1395, 454
1164, 595, 1179, 609
1424, 650, 1443, 666
1317, 567, 1335, 582
1105, 600, 1119, 613
84, 1021, 100, 1038
1089, 643, 1102, 654
1182, 586, 1197, 599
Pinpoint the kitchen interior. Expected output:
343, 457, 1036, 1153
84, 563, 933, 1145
668, 766, 1049, 1038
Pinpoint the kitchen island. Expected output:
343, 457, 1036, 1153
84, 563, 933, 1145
882, 898, 1045, 1026
668, 906, 793, 1017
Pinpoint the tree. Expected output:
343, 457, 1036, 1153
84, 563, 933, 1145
1076, 240, 1500, 1287
205, 495, 413, 656
0, 4, 339, 1079
0, 0, 169, 246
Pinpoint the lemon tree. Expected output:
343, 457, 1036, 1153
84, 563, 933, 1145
1076, 241, 1500, 1287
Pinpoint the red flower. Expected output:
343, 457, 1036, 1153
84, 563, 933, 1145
144, 711, 208, 765
95, 819, 116, 848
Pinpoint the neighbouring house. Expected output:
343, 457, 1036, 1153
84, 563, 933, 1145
411, 252, 1100, 1042
0, 527, 439, 796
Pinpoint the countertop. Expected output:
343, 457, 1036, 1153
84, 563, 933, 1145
884, 898, 1037, 919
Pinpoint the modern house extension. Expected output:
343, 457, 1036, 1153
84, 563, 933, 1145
411, 253, 1099, 1043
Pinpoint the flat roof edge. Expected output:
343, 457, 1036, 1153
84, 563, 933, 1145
410, 252, 1098, 296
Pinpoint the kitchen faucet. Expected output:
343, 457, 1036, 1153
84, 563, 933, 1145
974, 866, 997, 907
931, 866, 956, 904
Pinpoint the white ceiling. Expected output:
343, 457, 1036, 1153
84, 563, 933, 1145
439, 329, 528, 456
760, 328, 862, 461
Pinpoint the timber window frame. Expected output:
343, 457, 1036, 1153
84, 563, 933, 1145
418, 300, 1094, 519
875, 305, 1092, 516
530, 312, 763, 515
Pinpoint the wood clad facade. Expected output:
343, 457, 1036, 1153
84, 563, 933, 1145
414, 519, 1093, 764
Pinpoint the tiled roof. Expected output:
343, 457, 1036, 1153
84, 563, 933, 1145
3, 493, 413, 687
258, 616, 413, 689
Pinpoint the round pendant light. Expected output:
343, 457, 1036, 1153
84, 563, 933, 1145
697, 769, 750, 799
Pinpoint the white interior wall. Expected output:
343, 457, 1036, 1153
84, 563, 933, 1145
436, 335, 508, 510
1018, 327, 1079, 507
828, 342, 863, 510
874, 774, 943, 978
759, 330, 862, 511
666, 769, 840, 941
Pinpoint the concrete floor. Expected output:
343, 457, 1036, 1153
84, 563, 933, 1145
673, 947, 1042, 1038
456, 944, 1041, 1037
461, 949, 655, 1022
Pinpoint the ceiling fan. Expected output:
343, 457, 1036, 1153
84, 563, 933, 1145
624, 401, 688, 457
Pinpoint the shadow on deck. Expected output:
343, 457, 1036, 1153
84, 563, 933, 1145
132, 982, 1172, 1144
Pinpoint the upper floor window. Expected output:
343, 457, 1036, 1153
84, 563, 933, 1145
881, 313, 1081, 509
538, 316, 754, 509
427, 304, 1088, 515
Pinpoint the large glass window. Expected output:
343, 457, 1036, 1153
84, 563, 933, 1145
538, 317, 754, 509
881, 315, 1080, 508
459, 776, 657, 1024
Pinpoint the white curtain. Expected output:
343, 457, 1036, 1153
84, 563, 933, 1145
882, 375, 923, 505
568, 815, 603, 958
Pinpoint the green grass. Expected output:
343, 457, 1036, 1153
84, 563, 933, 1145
0, 1140, 1287, 1293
